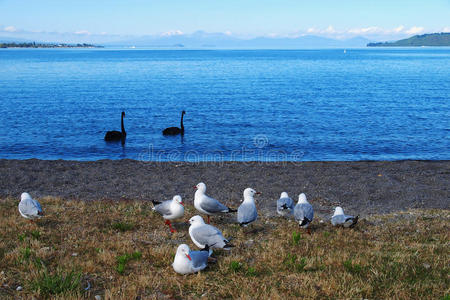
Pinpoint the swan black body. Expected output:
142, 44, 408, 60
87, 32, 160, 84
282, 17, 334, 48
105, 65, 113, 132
163, 110, 185, 136
104, 111, 126, 144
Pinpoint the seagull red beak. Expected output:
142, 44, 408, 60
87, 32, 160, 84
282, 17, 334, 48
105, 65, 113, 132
193, 185, 197, 190
185, 254, 192, 261
180, 202, 185, 206
256, 191, 261, 195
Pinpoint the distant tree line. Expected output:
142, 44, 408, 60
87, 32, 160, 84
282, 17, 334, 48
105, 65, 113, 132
0, 42, 103, 48
368, 32, 450, 47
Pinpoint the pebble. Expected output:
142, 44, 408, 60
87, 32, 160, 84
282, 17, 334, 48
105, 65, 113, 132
95, 295, 102, 300
423, 263, 431, 269
16, 286, 23, 291
72, 253, 78, 257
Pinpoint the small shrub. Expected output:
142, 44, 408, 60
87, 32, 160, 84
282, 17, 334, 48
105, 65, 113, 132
18, 233, 26, 241
292, 231, 302, 245
30, 230, 41, 240
343, 259, 363, 274
21, 247, 32, 261
229, 261, 242, 272
112, 222, 135, 232
30, 269, 81, 297
323, 231, 330, 238
284, 254, 307, 272
116, 251, 142, 274
246, 267, 257, 277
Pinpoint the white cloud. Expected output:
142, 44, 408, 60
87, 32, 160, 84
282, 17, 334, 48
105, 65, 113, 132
161, 30, 184, 36
348, 26, 383, 34
224, 30, 232, 36
393, 25, 405, 33
442, 27, 450, 33
324, 25, 336, 34
4, 26, 18, 32
405, 26, 424, 35
74, 30, 91, 35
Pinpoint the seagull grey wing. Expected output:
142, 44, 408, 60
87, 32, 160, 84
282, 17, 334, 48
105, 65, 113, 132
238, 203, 257, 224
200, 196, 229, 213
190, 250, 209, 269
331, 214, 345, 226
154, 200, 172, 216
303, 203, 314, 222
19, 199, 39, 217
32, 199, 43, 213
277, 197, 294, 211
293, 204, 305, 221
191, 225, 226, 247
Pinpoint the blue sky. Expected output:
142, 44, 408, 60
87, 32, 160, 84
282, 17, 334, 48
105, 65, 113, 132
1, 0, 449, 39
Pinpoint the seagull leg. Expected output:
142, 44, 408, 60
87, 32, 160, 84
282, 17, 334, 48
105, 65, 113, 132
307, 228, 311, 235
207, 215, 210, 224
165, 220, 176, 233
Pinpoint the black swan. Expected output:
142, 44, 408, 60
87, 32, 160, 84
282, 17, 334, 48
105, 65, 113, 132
163, 110, 185, 136
104, 111, 126, 144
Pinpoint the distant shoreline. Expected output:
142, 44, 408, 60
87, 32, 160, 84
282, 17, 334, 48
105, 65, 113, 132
1, 159, 448, 217
0, 42, 103, 49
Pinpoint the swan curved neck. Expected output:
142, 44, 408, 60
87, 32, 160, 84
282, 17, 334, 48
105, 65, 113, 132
180, 112, 184, 131
121, 114, 126, 134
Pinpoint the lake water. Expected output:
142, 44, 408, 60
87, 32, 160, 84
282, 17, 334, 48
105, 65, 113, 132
0, 48, 449, 161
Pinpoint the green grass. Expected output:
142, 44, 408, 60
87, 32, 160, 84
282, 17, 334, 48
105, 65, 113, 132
116, 251, 142, 274
29, 269, 81, 297
111, 221, 135, 232
0, 197, 448, 299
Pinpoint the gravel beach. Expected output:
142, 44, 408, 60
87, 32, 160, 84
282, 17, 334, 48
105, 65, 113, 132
1, 159, 448, 218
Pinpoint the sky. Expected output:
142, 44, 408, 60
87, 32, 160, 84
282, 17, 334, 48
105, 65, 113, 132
0, 0, 449, 41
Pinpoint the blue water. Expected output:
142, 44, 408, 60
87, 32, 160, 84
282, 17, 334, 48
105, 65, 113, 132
0, 48, 449, 161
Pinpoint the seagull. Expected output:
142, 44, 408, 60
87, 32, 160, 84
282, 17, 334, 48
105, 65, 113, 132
277, 192, 294, 217
152, 195, 184, 233
188, 215, 233, 253
172, 244, 210, 275
331, 207, 359, 228
237, 188, 260, 226
18, 193, 43, 221
193, 182, 236, 224
293, 193, 314, 233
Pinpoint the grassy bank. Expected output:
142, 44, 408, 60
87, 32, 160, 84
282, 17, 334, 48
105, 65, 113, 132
0, 197, 448, 299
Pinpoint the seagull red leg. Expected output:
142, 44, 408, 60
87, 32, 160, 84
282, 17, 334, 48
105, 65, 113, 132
165, 220, 176, 233
207, 215, 210, 224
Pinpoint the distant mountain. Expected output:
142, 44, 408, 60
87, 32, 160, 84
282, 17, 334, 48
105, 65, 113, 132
106, 31, 372, 48
367, 32, 450, 47
0, 36, 32, 43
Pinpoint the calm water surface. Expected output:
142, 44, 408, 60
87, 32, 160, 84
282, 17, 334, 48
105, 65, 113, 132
0, 48, 449, 161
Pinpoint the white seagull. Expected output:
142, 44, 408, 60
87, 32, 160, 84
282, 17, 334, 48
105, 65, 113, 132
331, 207, 359, 228
277, 192, 294, 217
294, 193, 314, 232
193, 182, 236, 224
18, 193, 43, 221
172, 244, 210, 275
188, 215, 233, 253
152, 195, 184, 233
237, 188, 260, 226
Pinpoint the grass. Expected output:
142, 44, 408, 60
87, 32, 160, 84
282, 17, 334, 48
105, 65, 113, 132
30, 269, 82, 297
116, 251, 142, 275
0, 196, 448, 299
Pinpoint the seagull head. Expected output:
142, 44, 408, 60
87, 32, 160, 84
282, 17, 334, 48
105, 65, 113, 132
176, 244, 191, 261
333, 206, 344, 216
243, 188, 260, 200
280, 192, 289, 199
21, 192, 31, 201
297, 193, 308, 204
173, 195, 184, 206
193, 182, 206, 193
189, 215, 205, 225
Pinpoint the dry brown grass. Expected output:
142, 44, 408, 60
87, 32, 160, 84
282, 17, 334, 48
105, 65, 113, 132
0, 197, 449, 299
